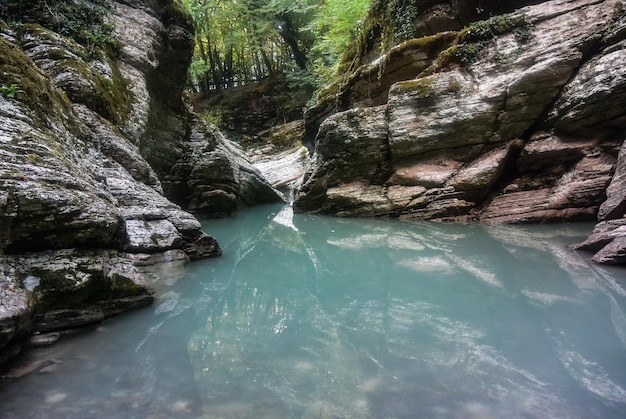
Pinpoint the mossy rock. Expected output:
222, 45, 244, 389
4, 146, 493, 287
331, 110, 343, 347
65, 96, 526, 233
26, 263, 148, 312
27, 269, 95, 311
392, 77, 437, 98
195, 76, 308, 141
242, 120, 305, 153
455, 12, 533, 65
19, 23, 132, 124
316, 31, 457, 108
0, 32, 74, 127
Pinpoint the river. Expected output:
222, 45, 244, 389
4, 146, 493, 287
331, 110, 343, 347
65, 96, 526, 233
1, 204, 626, 418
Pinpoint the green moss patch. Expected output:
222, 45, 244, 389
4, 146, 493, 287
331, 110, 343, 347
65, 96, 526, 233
0, 35, 74, 127
455, 13, 533, 65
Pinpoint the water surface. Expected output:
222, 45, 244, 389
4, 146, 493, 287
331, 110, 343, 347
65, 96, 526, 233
2, 204, 626, 418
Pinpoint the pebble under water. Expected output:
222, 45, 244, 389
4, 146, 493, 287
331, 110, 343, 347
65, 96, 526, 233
1, 204, 626, 418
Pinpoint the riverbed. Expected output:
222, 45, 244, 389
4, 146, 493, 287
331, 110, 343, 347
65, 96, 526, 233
1, 204, 625, 418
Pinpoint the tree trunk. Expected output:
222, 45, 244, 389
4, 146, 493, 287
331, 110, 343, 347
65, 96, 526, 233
225, 46, 234, 88
277, 13, 307, 71
196, 34, 211, 96
212, 47, 225, 90
260, 48, 274, 76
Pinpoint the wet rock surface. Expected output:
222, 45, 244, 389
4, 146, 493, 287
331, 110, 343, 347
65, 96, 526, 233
0, 250, 154, 361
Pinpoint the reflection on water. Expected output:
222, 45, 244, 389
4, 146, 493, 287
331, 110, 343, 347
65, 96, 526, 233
2, 204, 626, 418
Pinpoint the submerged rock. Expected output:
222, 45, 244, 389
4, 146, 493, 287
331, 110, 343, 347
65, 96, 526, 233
294, 0, 626, 263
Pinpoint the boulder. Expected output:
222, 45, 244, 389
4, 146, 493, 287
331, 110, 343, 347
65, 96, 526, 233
387, 69, 500, 157
572, 219, 626, 252
590, 236, 626, 264
294, 0, 626, 256
598, 138, 626, 221
109, 1, 284, 214
295, 106, 389, 213
305, 0, 548, 146
164, 119, 284, 217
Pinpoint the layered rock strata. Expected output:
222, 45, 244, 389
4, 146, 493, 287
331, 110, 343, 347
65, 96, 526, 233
0, 0, 282, 360
295, 0, 626, 263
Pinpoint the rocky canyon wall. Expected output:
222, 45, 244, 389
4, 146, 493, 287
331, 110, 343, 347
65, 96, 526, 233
0, 0, 283, 359
294, 0, 626, 264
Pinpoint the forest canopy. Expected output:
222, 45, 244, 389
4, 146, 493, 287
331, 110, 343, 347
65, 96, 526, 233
180, 0, 370, 101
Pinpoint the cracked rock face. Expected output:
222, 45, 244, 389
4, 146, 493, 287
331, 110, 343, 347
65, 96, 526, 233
294, 0, 626, 263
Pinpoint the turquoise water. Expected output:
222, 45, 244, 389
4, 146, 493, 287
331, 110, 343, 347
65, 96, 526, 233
2, 204, 626, 418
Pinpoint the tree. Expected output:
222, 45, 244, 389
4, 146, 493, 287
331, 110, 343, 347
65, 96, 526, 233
306, 0, 369, 85
182, 0, 370, 101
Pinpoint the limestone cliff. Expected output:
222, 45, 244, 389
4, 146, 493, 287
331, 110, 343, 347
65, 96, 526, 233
0, 0, 283, 359
294, 0, 626, 264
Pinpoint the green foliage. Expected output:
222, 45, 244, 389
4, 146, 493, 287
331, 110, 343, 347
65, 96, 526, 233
201, 109, 222, 126
335, 0, 425, 78
0, 83, 24, 99
181, 0, 370, 105
390, 0, 420, 45
306, 0, 369, 86
284, 69, 318, 108
183, 0, 311, 90
0, 0, 119, 56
